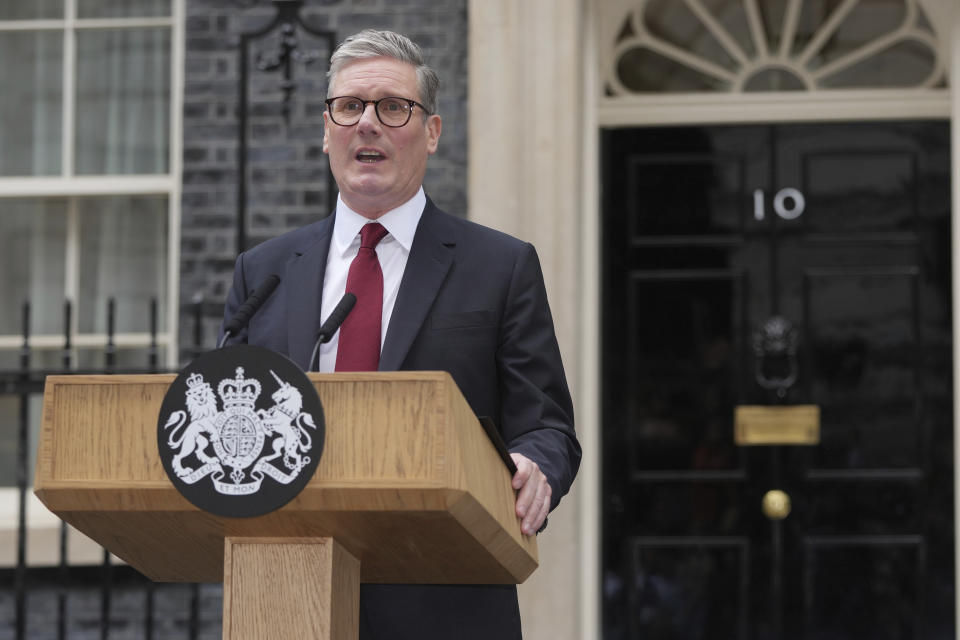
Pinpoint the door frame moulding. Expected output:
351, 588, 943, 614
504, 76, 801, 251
598, 89, 951, 127
950, 8, 960, 640
468, 2, 590, 639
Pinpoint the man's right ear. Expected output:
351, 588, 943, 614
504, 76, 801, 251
322, 111, 330, 153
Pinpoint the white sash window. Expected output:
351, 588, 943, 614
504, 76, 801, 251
0, 0, 183, 563
0, 0, 182, 369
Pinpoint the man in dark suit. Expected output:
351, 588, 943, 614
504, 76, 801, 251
221, 29, 580, 640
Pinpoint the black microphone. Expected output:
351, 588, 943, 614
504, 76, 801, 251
217, 274, 281, 348
309, 292, 357, 371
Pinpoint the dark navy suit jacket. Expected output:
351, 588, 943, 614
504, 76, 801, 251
221, 197, 580, 640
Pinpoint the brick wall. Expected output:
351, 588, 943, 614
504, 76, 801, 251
179, 0, 468, 360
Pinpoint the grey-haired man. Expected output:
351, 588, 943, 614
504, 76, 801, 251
222, 29, 580, 639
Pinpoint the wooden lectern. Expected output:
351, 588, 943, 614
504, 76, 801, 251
34, 372, 537, 639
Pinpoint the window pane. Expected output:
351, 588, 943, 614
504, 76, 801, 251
77, 196, 167, 334
0, 32, 63, 176
75, 28, 170, 175
77, 0, 171, 19
0, 199, 67, 336
819, 40, 937, 89
0, 2, 63, 20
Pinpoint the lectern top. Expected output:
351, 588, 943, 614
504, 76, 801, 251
35, 372, 537, 584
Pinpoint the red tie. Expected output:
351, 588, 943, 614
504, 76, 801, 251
335, 222, 389, 371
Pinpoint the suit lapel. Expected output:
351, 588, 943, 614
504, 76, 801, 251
286, 216, 334, 369
379, 202, 456, 371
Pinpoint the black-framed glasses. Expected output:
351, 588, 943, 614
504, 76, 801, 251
324, 96, 429, 127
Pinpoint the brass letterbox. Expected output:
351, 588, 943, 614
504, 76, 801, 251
734, 405, 820, 446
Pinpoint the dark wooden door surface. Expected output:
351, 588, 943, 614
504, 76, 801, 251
601, 122, 953, 640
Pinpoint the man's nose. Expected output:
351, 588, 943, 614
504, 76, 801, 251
356, 102, 381, 133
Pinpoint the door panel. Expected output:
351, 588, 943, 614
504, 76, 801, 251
601, 122, 953, 639
805, 539, 924, 637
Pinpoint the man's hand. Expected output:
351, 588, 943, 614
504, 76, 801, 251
510, 453, 552, 536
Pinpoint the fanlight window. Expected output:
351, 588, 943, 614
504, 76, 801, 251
608, 0, 946, 94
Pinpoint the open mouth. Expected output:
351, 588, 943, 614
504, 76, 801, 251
356, 149, 385, 163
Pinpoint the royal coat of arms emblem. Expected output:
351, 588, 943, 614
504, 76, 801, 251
157, 345, 325, 517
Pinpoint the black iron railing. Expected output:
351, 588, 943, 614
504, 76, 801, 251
1, 298, 216, 639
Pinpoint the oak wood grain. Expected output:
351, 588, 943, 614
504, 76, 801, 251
223, 537, 359, 640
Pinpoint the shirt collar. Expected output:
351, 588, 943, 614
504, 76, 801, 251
332, 188, 426, 256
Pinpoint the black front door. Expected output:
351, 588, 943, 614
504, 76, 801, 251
601, 122, 953, 639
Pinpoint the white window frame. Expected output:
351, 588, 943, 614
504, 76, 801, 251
0, 0, 184, 370
0, 0, 184, 567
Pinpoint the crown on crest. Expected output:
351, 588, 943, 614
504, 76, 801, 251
218, 367, 261, 408
186, 372, 205, 389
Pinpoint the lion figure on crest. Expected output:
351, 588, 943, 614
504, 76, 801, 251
258, 371, 316, 471
164, 373, 220, 476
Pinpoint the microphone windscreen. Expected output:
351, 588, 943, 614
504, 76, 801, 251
223, 274, 281, 334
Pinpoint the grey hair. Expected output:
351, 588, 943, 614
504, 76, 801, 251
327, 29, 440, 115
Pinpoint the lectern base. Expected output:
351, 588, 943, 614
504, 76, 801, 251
223, 537, 360, 640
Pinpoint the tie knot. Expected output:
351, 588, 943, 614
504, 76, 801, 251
359, 223, 388, 250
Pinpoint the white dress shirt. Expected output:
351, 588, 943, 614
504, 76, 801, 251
315, 188, 425, 372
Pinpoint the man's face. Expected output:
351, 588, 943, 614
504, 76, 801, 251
323, 57, 442, 219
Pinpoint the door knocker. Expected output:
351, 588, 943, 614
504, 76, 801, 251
753, 315, 799, 399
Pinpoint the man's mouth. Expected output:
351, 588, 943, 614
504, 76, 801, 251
356, 149, 385, 163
